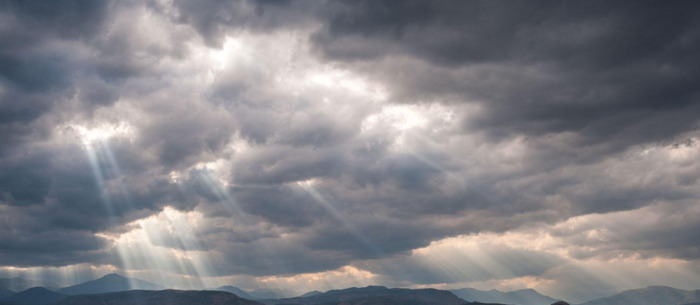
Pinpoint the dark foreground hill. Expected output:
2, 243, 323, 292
0, 289, 15, 299
579, 286, 700, 305
264, 285, 495, 305
54, 290, 263, 305
57, 274, 164, 295
0, 287, 66, 305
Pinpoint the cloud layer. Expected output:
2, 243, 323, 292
1, 0, 699, 302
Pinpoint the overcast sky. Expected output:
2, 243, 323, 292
1, 0, 700, 303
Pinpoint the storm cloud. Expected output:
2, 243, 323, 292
1, 0, 699, 302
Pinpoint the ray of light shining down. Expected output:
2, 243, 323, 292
75, 124, 142, 287
295, 178, 403, 288
189, 166, 296, 279
296, 179, 392, 272
111, 208, 216, 289
75, 123, 215, 288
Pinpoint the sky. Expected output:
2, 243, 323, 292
0, 0, 700, 303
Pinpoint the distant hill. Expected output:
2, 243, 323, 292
0, 287, 66, 305
248, 289, 290, 300
263, 285, 487, 305
579, 286, 700, 305
298, 290, 323, 297
54, 289, 263, 305
215, 286, 255, 300
450, 287, 558, 305
57, 273, 165, 295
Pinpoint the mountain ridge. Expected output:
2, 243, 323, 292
54, 289, 263, 305
57, 273, 164, 295
0, 287, 66, 305
263, 285, 485, 305
450, 287, 559, 305
578, 285, 700, 305
214, 286, 256, 300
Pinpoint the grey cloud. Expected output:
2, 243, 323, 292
549, 200, 700, 262
0, 0, 110, 125
138, 107, 236, 170
353, 243, 565, 286
313, 1, 699, 68
1, 1, 699, 299
311, 1, 700, 152
171, 0, 314, 47
232, 146, 345, 185
0, 137, 199, 266
0, 0, 108, 43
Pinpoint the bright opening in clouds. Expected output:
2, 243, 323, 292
1, 1, 700, 304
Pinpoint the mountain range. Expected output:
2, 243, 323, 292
450, 287, 559, 305
298, 290, 322, 297
215, 286, 256, 300
56, 273, 164, 295
0, 287, 66, 305
1, 273, 700, 305
263, 286, 473, 305
578, 286, 700, 305
54, 290, 262, 305
212, 286, 290, 300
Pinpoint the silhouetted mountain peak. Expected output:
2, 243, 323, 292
57, 273, 164, 295
265, 286, 468, 305
214, 286, 255, 299
299, 290, 323, 297
450, 287, 558, 305
332, 286, 389, 293
100, 273, 126, 280
2, 286, 66, 305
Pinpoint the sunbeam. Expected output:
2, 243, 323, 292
296, 179, 387, 260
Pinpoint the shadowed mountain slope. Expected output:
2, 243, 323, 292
57, 274, 164, 295
579, 286, 700, 305
0, 287, 66, 305
54, 289, 263, 305
214, 286, 256, 300
298, 290, 322, 298
264, 285, 490, 305
0, 289, 15, 299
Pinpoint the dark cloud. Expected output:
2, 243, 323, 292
312, 0, 700, 150
0, 137, 200, 266
0, 0, 110, 121
0, 0, 699, 299
171, 0, 314, 47
0, 0, 108, 43
313, 1, 699, 66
